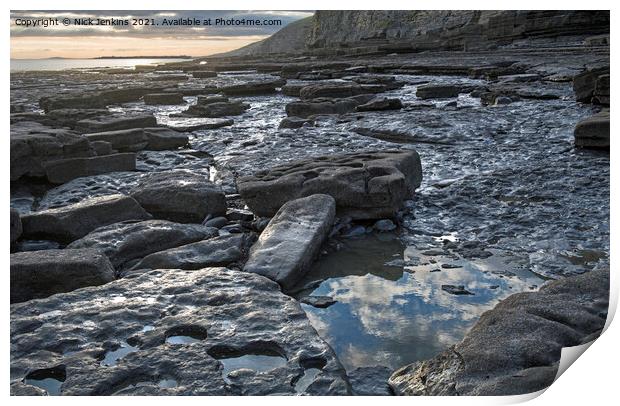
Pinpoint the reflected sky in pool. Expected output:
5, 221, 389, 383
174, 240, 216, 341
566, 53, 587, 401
297, 233, 544, 372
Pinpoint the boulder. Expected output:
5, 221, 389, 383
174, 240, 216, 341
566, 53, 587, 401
44, 109, 113, 129
84, 129, 148, 152
593, 74, 610, 105
574, 111, 610, 149
21, 194, 151, 243
11, 122, 94, 181
178, 100, 250, 118
356, 97, 403, 111
196, 95, 230, 105
130, 170, 226, 223
278, 117, 314, 129
219, 79, 286, 95
143, 93, 185, 105
68, 219, 218, 270
573, 67, 609, 103
43, 153, 136, 184
130, 233, 252, 271
243, 194, 336, 290
416, 84, 468, 99
143, 128, 189, 150
39, 87, 165, 112
282, 83, 311, 97
10, 249, 115, 303
285, 96, 372, 118
10, 268, 349, 395
166, 119, 234, 132
237, 150, 423, 219
76, 114, 157, 133
10, 208, 22, 244
389, 268, 609, 396
299, 82, 386, 99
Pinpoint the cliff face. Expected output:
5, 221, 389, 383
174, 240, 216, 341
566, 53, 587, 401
224, 10, 609, 56
225, 17, 312, 56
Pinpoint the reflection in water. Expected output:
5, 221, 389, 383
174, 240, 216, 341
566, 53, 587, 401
297, 234, 544, 372
100, 341, 138, 366
166, 335, 202, 345
24, 377, 63, 396
219, 354, 287, 383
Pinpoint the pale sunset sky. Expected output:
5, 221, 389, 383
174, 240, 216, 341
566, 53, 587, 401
10, 10, 312, 59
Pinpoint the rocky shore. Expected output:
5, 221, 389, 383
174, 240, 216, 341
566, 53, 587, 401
10, 10, 609, 396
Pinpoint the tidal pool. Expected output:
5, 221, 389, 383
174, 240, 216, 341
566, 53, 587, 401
296, 233, 544, 372
218, 354, 288, 384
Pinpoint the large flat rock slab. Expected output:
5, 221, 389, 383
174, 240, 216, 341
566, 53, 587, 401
11, 122, 94, 181
130, 171, 226, 223
43, 153, 137, 184
131, 234, 253, 271
77, 115, 157, 133
10, 249, 115, 303
388, 268, 609, 396
84, 129, 149, 152
67, 219, 218, 271
219, 79, 286, 95
21, 194, 151, 243
244, 194, 336, 291
40, 88, 166, 112
10, 268, 349, 395
237, 150, 422, 219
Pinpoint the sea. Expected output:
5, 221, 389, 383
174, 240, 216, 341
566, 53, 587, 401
10, 58, 193, 72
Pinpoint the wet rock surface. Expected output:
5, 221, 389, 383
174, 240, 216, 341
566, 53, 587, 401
67, 220, 218, 271
130, 233, 253, 271
77, 114, 157, 133
244, 194, 336, 291
10, 268, 349, 395
130, 170, 226, 223
9, 16, 610, 395
21, 195, 151, 243
388, 268, 609, 396
10, 122, 94, 181
237, 150, 422, 219
44, 153, 137, 184
10, 248, 115, 303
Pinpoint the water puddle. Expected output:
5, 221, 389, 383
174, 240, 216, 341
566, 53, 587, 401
100, 341, 138, 366
165, 325, 208, 345
220, 354, 287, 377
295, 233, 544, 372
166, 335, 202, 345
23, 366, 66, 396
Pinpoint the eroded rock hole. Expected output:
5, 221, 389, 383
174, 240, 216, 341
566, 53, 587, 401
165, 324, 208, 344
24, 365, 66, 396
208, 342, 288, 383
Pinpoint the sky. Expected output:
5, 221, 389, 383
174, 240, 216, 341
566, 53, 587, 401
10, 10, 313, 59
